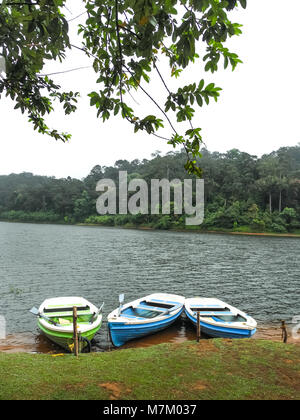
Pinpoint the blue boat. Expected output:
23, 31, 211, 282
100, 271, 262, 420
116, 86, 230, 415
107, 293, 185, 347
184, 297, 257, 339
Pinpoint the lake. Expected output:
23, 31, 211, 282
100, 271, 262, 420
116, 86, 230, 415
0, 221, 299, 351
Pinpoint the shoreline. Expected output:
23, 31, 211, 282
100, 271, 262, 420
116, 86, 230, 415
1, 323, 298, 354
123, 225, 300, 238
1, 218, 300, 238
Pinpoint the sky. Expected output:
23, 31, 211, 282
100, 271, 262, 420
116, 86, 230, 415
0, 0, 300, 179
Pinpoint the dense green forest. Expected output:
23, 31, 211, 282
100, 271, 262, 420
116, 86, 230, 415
1, 145, 300, 234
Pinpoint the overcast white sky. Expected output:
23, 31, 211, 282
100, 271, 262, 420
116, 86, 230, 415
0, 0, 300, 179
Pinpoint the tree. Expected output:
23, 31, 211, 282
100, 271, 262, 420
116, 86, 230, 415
257, 155, 283, 214
0, 0, 247, 175
73, 190, 94, 220
220, 149, 257, 202
280, 207, 297, 227
0, 0, 79, 141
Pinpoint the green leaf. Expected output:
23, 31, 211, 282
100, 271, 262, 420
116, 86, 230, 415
195, 94, 203, 107
205, 83, 215, 91
149, 16, 158, 27
198, 79, 205, 91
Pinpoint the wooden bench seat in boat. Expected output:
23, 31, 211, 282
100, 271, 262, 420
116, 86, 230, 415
190, 311, 236, 316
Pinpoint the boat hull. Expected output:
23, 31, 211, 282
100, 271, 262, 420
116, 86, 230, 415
35, 296, 103, 352
184, 309, 256, 339
109, 308, 184, 347
38, 319, 102, 352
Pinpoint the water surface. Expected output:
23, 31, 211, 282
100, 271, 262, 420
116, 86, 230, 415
0, 221, 299, 351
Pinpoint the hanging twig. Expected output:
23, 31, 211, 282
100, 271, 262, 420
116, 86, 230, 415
123, 63, 178, 135
38, 65, 91, 77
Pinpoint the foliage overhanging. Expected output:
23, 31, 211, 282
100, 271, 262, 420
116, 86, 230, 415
0, 0, 247, 175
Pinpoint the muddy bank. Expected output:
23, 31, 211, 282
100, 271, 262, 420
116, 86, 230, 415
0, 332, 54, 354
0, 322, 298, 354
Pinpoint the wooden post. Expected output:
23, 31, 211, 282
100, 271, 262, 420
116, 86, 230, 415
197, 311, 201, 342
73, 306, 79, 357
281, 320, 287, 343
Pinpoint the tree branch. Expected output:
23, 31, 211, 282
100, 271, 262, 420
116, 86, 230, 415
123, 62, 178, 135
4, 2, 40, 5
67, 11, 87, 23
115, 0, 135, 124
38, 65, 91, 77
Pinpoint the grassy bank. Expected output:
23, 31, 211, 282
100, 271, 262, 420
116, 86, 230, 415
0, 339, 299, 400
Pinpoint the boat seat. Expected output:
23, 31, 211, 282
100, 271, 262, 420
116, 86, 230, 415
120, 314, 146, 320
45, 310, 93, 317
134, 304, 169, 312
191, 311, 236, 316
149, 298, 181, 306
189, 306, 226, 311
190, 305, 224, 308
145, 302, 181, 311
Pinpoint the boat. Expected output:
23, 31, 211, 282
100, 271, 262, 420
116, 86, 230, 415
184, 297, 257, 339
30, 296, 104, 352
107, 293, 185, 347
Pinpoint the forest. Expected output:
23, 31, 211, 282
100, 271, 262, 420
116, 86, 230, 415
0, 145, 300, 234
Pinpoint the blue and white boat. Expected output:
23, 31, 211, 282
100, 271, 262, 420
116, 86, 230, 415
107, 293, 185, 347
184, 297, 257, 339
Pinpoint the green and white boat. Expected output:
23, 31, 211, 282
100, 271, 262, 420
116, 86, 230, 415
30, 297, 103, 352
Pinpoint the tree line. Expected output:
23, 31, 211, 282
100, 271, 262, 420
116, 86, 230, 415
0, 145, 300, 233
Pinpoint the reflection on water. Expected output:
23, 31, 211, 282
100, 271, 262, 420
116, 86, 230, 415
0, 318, 196, 354
0, 221, 299, 353
116, 317, 197, 350
0, 332, 57, 354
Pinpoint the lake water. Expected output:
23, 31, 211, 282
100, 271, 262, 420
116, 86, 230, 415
0, 221, 299, 351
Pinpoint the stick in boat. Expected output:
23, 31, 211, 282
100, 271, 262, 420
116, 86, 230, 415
89, 302, 104, 324
73, 306, 79, 356
118, 294, 124, 316
29, 307, 57, 326
197, 311, 201, 342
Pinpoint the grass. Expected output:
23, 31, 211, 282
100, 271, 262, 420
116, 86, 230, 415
0, 339, 299, 400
